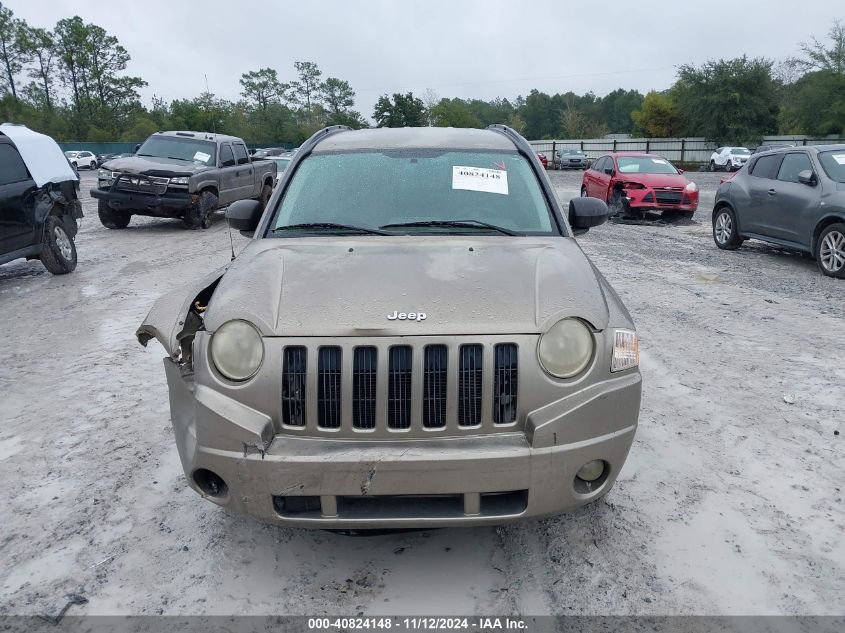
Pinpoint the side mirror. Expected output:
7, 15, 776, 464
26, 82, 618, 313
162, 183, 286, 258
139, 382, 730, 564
798, 170, 816, 186
134, 144, 141, 153
604, 168, 615, 177
226, 199, 263, 235
568, 197, 610, 235
677, 169, 685, 174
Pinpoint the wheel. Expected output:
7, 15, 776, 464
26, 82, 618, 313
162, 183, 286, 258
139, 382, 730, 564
816, 222, 845, 278
580, 187, 588, 197
257, 183, 272, 212
89, 160, 96, 169
98, 200, 131, 229
40, 214, 77, 274
709, 160, 716, 172
713, 206, 743, 250
185, 190, 218, 229
608, 189, 626, 216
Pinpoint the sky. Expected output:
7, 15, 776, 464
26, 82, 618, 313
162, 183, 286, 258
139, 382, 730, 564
5, 0, 842, 120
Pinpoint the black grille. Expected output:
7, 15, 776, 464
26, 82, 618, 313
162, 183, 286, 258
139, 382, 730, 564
282, 347, 307, 426
115, 174, 168, 195
317, 347, 342, 428
493, 344, 518, 424
352, 347, 377, 430
458, 345, 483, 427
423, 345, 448, 428
655, 191, 683, 205
387, 346, 413, 429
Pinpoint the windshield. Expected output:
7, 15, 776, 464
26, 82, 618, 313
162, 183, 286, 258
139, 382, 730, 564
818, 151, 845, 183
561, 149, 583, 155
136, 136, 216, 166
64, 151, 79, 157
616, 156, 679, 175
731, 148, 751, 155
270, 150, 556, 235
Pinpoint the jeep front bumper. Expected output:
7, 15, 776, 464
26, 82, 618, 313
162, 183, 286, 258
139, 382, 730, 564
163, 357, 641, 529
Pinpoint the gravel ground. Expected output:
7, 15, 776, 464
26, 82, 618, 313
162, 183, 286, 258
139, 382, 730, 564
0, 169, 842, 618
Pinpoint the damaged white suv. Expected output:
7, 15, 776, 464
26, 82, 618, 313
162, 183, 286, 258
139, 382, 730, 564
138, 125, 642, 529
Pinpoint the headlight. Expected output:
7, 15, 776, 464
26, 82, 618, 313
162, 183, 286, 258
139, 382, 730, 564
537, 318, 594, 378
98, 168, 111, 179
170, 176, 190, 185
685, 182, 697, 192
611, 329, 639, 372
210, 320, 264, 381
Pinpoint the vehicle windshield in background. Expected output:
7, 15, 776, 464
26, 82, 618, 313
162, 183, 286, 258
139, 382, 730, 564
271, 150, 556, 235
617, 156, 679, 174
732, 148, 751, 155
818, 151, 845, 182
561, 149, 584, 155
272, 157, 291, 172
64, 151, 79, 158
136, 136, 216, 166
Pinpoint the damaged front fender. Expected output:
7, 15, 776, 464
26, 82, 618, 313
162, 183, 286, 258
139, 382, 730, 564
136, 267, 227, 363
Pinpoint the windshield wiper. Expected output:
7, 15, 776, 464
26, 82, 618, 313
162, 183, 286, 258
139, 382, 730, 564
271, 222, 389, 235
379, 220, 520, 236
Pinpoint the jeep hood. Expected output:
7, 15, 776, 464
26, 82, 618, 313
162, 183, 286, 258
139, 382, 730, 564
201, 237, 609, 337
103, 155, 211, 177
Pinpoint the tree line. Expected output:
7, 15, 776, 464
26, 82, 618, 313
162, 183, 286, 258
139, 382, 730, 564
0, 3, 842, 145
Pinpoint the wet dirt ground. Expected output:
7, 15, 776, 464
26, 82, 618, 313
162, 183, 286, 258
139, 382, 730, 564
0, 169, 842, 618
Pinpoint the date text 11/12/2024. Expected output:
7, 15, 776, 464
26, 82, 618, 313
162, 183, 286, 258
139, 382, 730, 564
306, 617, 528, 631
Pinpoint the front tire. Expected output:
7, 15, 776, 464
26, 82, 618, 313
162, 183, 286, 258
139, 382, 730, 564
709, 160, 716, 172
816, 223, 845, 278
257, 183, 272, 212
580, 186, 588, 197
185, 190, 218, 229
713, 206, 743, 250
98, 200, 131, 229
40, 214, 78, 275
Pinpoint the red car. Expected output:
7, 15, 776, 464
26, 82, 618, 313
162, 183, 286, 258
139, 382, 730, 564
581, 152, 699, 219
537, 152, 548, 169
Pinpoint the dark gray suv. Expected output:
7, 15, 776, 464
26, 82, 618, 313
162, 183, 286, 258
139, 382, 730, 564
712, 145, 845, 278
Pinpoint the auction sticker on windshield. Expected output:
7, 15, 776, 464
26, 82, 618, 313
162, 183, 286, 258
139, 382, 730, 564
193, 151, 211, 162
452, 166, 508, 195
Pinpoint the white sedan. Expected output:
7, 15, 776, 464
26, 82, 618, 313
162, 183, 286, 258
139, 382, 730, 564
710, 147, 752, 172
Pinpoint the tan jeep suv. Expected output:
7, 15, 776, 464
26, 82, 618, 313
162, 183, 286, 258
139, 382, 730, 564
137, 125, 642, 529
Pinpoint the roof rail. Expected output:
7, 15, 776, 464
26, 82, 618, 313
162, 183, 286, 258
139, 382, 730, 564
297, 125, 351, 156
486, 124, 533, 155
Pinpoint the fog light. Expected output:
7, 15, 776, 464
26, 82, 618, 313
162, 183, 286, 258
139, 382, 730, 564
193, 468, 228, 498
576, 459, 605, 482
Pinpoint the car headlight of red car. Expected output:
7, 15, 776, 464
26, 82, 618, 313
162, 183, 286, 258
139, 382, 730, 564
621, 181, 646, 190
685, 182, 698, 192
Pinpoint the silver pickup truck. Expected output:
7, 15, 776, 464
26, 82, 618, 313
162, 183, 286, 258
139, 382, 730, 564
90, 131, 276, 229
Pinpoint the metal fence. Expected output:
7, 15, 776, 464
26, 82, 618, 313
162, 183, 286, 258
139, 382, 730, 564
528, 136, 845, 166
